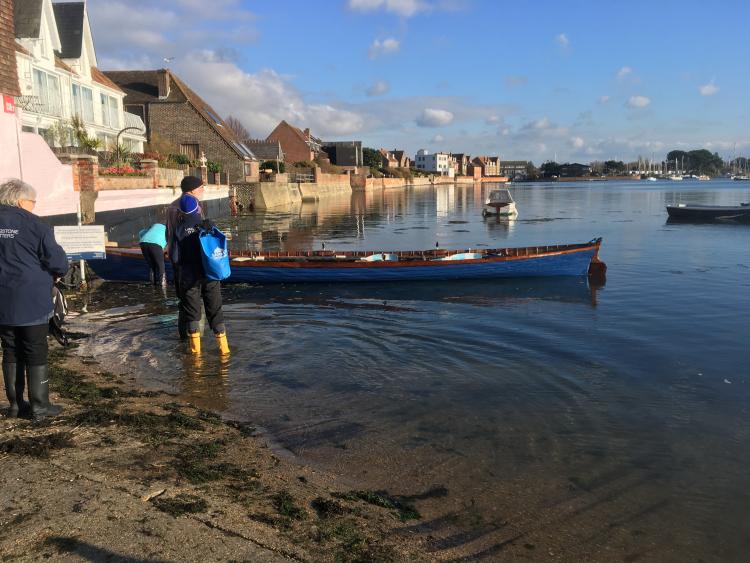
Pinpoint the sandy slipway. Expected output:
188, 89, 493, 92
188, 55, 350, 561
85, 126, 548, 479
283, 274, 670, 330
0, 338, 431, 562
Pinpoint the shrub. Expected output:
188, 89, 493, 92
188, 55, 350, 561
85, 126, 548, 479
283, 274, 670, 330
260, 160, 285, 173
206, 160, 221, 173
169, 153, 192, 166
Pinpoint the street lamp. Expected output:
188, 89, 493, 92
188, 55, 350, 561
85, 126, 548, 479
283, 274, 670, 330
115, 126, 143, 165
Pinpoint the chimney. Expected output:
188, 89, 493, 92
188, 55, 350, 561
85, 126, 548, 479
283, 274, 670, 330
157, 70, 171, 99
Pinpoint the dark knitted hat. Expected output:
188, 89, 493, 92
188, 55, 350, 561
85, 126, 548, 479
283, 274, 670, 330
180, 175, 204, 193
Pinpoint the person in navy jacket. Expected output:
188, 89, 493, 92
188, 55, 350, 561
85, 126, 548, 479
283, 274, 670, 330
0, 179, 69, 419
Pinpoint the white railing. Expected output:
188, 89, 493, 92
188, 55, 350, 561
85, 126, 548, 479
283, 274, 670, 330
123, 112, 146, 134
14, 95, 63, 117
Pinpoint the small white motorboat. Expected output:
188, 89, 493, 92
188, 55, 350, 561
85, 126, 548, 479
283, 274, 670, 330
482, 189, 517, 217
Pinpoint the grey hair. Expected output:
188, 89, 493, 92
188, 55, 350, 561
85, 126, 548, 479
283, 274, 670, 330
0, 178, 37, 207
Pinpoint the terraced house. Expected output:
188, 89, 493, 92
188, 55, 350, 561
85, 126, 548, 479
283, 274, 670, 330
12, 0, 145, 151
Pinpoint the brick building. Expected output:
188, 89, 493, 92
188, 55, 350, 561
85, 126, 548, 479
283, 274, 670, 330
471, 156, 501, 176
266, 120, 321, 164
450, 153, 471, 175
379, 148, 411, 169
105, 69, 258, 182
0, 0, 20, 99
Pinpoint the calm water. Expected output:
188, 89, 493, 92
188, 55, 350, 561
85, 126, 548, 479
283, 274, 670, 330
80, 180, 750, 561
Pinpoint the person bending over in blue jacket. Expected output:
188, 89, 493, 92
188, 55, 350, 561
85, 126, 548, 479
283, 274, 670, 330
139, 222, 167, 286
0, 179, 69, 419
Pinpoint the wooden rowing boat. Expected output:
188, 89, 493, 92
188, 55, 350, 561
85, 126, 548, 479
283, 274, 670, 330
89, 239, 606, 284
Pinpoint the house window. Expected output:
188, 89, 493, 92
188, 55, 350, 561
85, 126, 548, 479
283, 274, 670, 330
97, 132, 115, 149
180, 143, 200, 160
32, 68, 62, 116
72, 84, 94, 122
100, 93, 120, 128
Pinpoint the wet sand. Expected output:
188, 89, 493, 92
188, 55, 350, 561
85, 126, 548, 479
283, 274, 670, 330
0, 333, 428, 562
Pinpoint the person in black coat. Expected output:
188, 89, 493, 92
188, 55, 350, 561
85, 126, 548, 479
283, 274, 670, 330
0, 179, 69, 419
170, 190, 230, 356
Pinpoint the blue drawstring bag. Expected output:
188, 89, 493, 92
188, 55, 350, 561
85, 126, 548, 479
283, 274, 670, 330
199, 226, 231, 281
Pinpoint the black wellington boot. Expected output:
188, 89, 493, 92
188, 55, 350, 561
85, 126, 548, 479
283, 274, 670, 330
3, 362, 20, 417
27, 364, 63, 420
15, 363, 30, 418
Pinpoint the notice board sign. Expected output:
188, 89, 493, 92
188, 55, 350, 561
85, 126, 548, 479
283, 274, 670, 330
54, 225, 106, 260
3, 95, 14, 114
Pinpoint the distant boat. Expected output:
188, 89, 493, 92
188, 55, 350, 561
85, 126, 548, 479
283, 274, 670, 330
89, 240, 607, 284
482, 189, 517, 217
666, 203, 750, 223
668, 174, 683, 181
733, 175, 750, 181
698, 174, 710, 181
646, 177, 658, 182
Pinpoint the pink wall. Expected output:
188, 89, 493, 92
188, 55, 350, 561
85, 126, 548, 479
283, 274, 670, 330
0, 109, 77, 217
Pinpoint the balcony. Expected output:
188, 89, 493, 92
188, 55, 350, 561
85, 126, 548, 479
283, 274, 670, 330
14, 95, 63, 118
123, 112, 146, 136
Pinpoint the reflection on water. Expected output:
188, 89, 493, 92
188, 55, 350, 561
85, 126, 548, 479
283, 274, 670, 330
81, 180, 750, 560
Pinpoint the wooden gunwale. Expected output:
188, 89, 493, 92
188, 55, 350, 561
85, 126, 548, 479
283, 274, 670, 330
105, 239, 601, 269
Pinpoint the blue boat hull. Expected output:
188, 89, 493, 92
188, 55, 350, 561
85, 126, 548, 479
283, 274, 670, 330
88, 247, 598, 284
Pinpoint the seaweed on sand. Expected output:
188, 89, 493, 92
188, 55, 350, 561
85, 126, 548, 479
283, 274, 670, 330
332, 490, 421, 521
150, 493, 208, 517
0, 432, 74, 459
273, 490, 307, 521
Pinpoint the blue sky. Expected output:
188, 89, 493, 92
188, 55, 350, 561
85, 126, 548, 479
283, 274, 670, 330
87, 0, 750, 163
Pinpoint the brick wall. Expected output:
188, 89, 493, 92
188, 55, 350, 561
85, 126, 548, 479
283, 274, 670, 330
148, 102, 245, 182
267, 125, 313, 164
0, 0, 20, 96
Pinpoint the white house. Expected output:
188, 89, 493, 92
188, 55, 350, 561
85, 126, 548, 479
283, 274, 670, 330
414, 149, 454, 176
13, 0, 145, 152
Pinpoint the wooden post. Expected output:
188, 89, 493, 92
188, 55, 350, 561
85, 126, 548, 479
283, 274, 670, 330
140, 158, 159, 188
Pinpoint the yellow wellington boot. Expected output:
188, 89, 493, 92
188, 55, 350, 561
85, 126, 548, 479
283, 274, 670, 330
215, 332, 230, 355
188, 332, 201, 355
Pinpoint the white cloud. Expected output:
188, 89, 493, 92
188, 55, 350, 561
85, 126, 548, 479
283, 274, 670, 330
626, 95, 651, 108
366, 80, 390, 97
598, 95, 610, 104
416, 108, 454, 127
555, 33, 570, 48
570, 136, 585, 149
523, 117, 554, 131
485, 115, 502, 125
174, 55, 364, 137
699, 80, 719, 96
368, 37, 400, 59
617, 66, 633, 80
347, 0, 429, 18
431, 134, 445, 143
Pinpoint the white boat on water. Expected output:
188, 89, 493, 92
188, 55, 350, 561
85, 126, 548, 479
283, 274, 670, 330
698, 174, 710, 181
668, 175, 683, 181
646, 177, 658, 182
482, 189, 517, 217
